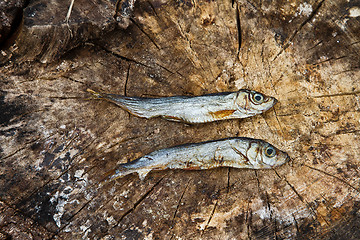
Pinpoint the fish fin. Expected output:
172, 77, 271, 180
209, 110, 236, 119
137, 169, 152, 181
163, 115, 183, 122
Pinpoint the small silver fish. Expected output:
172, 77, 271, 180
87, 89, 277, 124
103, 137, 289, 182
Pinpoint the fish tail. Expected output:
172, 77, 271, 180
99, 165, 132, 185
87, 89, 157, 118
106, 96, 157, 119
87, 88, 105, 99
99, 158, 154, 185
99, 169, 117, 185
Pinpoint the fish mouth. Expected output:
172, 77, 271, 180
285, 154, 291, 163
262, 98, 277, 112
272, 98, 278, 105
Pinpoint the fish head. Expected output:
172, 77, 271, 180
235, 90, 277, 115
259, 141, 289, 168
245, 139, 289, 169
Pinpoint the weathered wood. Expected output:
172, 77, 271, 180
1, 0, 360, 239
0, 0, 26, 48
0, 0, 136, 63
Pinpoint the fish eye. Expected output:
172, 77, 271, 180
252, 93, 264, 103
264, 146, 276, 158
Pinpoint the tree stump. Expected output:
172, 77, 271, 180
1, 0, 360, 239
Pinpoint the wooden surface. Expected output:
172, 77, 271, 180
1, 0, 360, 239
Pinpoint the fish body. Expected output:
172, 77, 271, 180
104, 137, 289, 181
87, 89, 277, 123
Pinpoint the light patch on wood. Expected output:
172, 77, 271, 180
50, 186, 74, 228
209, 110, 236, 119
296, 2, 313, 17
349, 7, 360, 18
191, 203, 245, 230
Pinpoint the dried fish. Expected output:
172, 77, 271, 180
103, 137, 289, 182
87, 89, 277, 123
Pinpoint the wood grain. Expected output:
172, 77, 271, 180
1, 0, 359, 239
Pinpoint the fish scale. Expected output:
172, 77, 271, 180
87, 89, 277, 124
102, 137, 290, 182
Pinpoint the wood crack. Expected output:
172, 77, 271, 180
311, 55, 347, 66
124, 63, 131, 97
114, 175, 166, 227
0, 199, 55, 234
155, 62, 175, 75
51, 194, 99, 239
227, 167, 231, 193
1, 136, 45, 161
246, 200, 252, 240
175, 20, 208, 78
273, 170, 316, 216
170, 178, 192, 229
130, 18, 160, 50
305, 165, 360, 194
254, 170, 261, 191
292, 213, 300, 234
254, 170, 278, 239
313, 90, 360, 98
306, 40, 323, 51
272, 107, 285, 137
146, 0, 159, 18
201, 199, 218, 235
94, 43, 153, 69
235, 3, 242, 56
319, 193, 343, 218
334, 67, 360, 76
15, 122, 112, 209
273, 0, 326, 61
99, 179, 133, 208
62, 76, 86, 85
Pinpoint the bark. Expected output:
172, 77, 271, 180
0, 0, 360, 239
